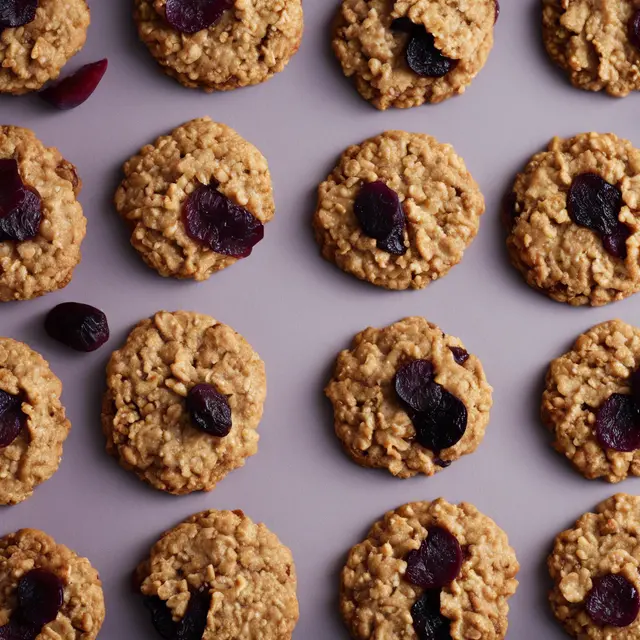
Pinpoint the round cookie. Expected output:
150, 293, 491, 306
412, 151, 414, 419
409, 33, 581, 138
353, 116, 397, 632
332, 0, 495, 110
0, 337, 70, 505
548, 493, 640, 638
101, 310, 266, 495
114, 117, 274, 280
340, 499, 519, 639
0, 0, 90, 95
505, 132, 640, 306
0, 529, 104, 638
325, 317, 493, 477
135, 509, 299, 640
133, 0, 303, 92
0, 125, 86, 301
313, 131, 485, 290
543, 0, 640, 97
542, 319, 640, 483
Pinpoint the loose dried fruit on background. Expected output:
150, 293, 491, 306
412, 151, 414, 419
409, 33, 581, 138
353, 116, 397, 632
45, 303, 110, 352
40, 60, 108, 110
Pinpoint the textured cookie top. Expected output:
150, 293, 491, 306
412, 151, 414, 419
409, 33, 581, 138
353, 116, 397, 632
136, 509, 299, 640
0, 0, 90, 94
0, 528, 105, 639
134, 0, 303, 91
102, 310, 266, 495
340, 499, 519, 640
332, 0, 494, 109
542, 319, 640, 483
326, 317, 492, 477
543, 0, 640, 96
115, 117, 274, 280
506, 132, 640, 306
314, 131, 485, 289
0, 125, 85, 301
0, 338, 70, 505
548, 493, 640, 639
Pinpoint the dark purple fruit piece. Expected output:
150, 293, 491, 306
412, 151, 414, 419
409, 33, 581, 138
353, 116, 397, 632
411, 590, 452, 640
0, 187, 42, 242
0, 0, 37, 28
586, 573, 640, 628
495, 0, 500, 23
406, 31, 456, 78
629, 10, 640, 50
630, 368, 640, 406
395, 360, 439, 413
449, 347, 469, 365
413, 389, 467, 452
165, 0, 232, 35
183, 183, 264, 258
45, 302, 109, 352
17, 569, 64, 628
433, 458, 451, 468
186, 383, 232, 437
143, 597, 176, 640
602, 224, 631, 259
391, 17, 418, 34
144, 588, 210, 640
405, 526, 463, 589
595, 393, 640, 452
40, 59, 108, 110
0, 619, 40, 640
0, 159, 26, 216
354, 180, 407, 255
0, 389, 25, 448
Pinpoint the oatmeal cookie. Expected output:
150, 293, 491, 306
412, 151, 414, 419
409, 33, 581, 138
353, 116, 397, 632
102, 310, 266, 495
505, 132, 640, 306
0, 125, 85, 301
326, 317, 492, 477
332, 0, 495, 110
542, 319, 640, 483
548, 493, 640, 638
114, 117, 274, 280
135, 509, 298, 640
340, 499, 519, 639
313, 131, 485, 290
543, 0, 640, 96
0, 337, 70, 506
0, 0, 90, 95
133, 0, 303, 92
0, 528, 104, 638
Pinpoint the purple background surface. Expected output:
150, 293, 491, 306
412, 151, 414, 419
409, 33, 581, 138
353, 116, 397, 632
1, 1, 639, 638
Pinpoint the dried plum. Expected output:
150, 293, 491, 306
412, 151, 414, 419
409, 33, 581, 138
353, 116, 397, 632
405, 526, 463, 589
395, 360, 439, 412
449, 347, 469, 365
406, 31, 456, 78
586, 573, 640, 628
186, 384, 232, 437
45, 302, 109, 352
0, 0, 37, 29
629, 10, 640, 50
40, 59, 108, 110
165, 0, 232, 34
595, 393, 640, 452
144, 588, 211, 640
411, 590, 452, 640
16, 570, 63, 628
0, 389, 25, 448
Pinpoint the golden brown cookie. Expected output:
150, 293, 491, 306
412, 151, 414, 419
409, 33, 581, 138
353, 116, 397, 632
340, 499, 519, 639
0, 529, 104, 638
542, 319, 640, 483
505, 132, 640, 306
0, 0, 90, 95
133, 0, 303, 92
0, 125, 85, 301
102, 310, 266, 495
114, 117, 274, 281
543, 0, 640, 96
326, 317, 493, 477
548, 494, 640, 638
135, 509, 299, 639
0, 337, 70, 506
313, 131, 485, 290
332, 0, 495, 110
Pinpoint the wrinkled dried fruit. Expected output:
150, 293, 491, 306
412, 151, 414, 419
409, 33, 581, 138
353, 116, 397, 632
40, 59, 108, 110
165, 0, 232, 34
0, 159, 42, 242
586, 573, 640, 627
0, 619, 40, 640
0, 0, 37, 28
495, 0, 500, 23
17, 570, 64, 628
0, 159, 26, 215
395, 360, 439, 412
595, 393, 640, 452
568, 173, 630, 259
406, 31, 456, 78
449, 347, 469, 365
629, 10, 640, 50
411, 590, 452, 640
354, 180, 407, 255
45, 302, 109, 352
183, 183, 264, 258
145, 588, 211, 640
405, 526, 463, 589
0, 389, 25, 448
186, 384, 232, 437
413, 389, 468, 452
